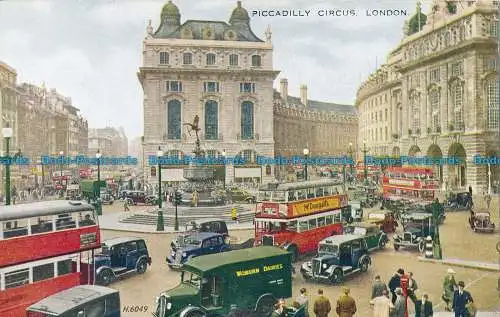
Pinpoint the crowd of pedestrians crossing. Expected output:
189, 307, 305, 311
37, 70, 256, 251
278, 267, 477, 317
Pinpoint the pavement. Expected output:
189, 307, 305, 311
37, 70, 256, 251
432, 313, 500, 317
418, 256, 500, 272
98, 211, 253, 233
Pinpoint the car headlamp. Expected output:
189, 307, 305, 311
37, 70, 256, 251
166, 302, 172, 310
155, 296, 159, 304
182, 252, 187, 257
322, 264, 327, 268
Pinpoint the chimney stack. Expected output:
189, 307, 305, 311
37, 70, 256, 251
300, 84, 308, 106
279, 78, 288, 101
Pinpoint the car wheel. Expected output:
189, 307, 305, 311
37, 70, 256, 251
329, 269, 342, 284
360, 258, 369, 272
418, 241, 425, 253
379, 239, 386, 249
98, 269, 114, 286
255, 295, 276, 315
136, 259, 148, 274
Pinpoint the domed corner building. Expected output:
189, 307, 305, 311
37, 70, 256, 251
138, 1, 280, 187
355, 0, 499, 194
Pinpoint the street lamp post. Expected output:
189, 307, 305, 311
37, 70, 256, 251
348, 142, 354, 183
488, 163, 492, 195
362, 140, 369, 185
342, 153, 346, 185
156, 147, 164, 232
222, 149, 226, 189
59, 151, 64, 190
303, 148, 309, 181
2, 128, 13, 205
95, 150, 102, 215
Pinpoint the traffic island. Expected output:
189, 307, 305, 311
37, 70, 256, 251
417, 256, 500, 272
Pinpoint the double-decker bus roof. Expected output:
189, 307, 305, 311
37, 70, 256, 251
386, 167, 434, 174
0, 200, 93, 222
260, 179, 343, 191
27, 285, 118, 315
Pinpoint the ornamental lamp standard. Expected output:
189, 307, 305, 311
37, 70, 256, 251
222, 149, 226, 189
362, 140, 369, 185
342, 152, 347, 185
348, 142, 354, 180
303, 148, 309, 181
156, 147, 164, 232
95, 150, 102, 215
2, 127, 13, 205
59, 150, 64, 188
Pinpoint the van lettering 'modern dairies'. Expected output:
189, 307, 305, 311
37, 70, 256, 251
263, 263, 283, 272
235, 268, 260, 277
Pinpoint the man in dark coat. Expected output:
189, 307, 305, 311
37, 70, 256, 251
388, 269, 404, 304
452, 281, 473, 317
314, 289, 331, 317
372, 275, 388, 299
414, 294, 433, 317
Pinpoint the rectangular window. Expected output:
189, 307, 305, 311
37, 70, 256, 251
240, 82, 255, 93
206, 53, 216, 65
251, 55, 261, 67
85, 301, 105, 316
5, 268, 29, 289
325, 215, 333, 225
30, 216, 53, 234
159, 52, 169, 65
491, 21, 498, 37
33, 263, 55, 282
484, 57, 497, 71
308, 218, 317, 229
203, 82, 220, 93
57, 259, 73, 276
451, 61, 463, 76
334, 213, 341, 223
3, 219, 29, 239
78, 211, 96, 227
166, 81, 182, 92
385, 109, 388, 121
183, 53, 192, 65
55, 213, 77, 231
487, 79, 499, 129
229, 54, 239, 66
430, 67, 440, 82
298, 221, 308, 232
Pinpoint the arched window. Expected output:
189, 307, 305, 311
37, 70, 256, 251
241, 101, 254, 139
410, 94, 420, 133
452, 83, 464, 130
204, 100, 218, 140
487, 78, 499, 129
430, 89, 440, 131
167, 100, 181, 139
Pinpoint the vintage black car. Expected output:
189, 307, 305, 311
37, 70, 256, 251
393, 213, 435, 252
406, 202, 446, 224
95, 237, 151, 286
342, 202, 363, 224
446, 192, 473, 210
300, 234, 371, 284
228, 188, 256, 204
171, 220, 229, 250
344, 222, 388, 251
469, 210, 495, 233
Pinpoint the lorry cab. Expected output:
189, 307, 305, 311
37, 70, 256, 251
155, 247, 293, 317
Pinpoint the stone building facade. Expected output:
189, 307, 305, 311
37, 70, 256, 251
88, 127, 128, 157
139, 1, 278, 185
356, 0, 499, 193
274, 78, 358, 180
0, 61, 20, 193
17, 83, 89, 186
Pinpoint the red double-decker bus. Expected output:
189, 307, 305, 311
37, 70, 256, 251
254, 179, 347, 261
382, 167, 438, 202
0, 201, 100, 317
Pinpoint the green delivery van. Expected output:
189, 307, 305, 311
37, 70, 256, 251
153, 246, 294, 317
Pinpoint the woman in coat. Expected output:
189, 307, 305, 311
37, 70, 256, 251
370, 290, 393, 317
442, 268, 457, 311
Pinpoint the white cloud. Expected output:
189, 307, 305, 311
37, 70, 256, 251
89, 1, 163, 28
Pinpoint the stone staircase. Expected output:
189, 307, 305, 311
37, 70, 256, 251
119, 204, 255, 227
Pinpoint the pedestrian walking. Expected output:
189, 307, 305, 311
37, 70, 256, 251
484, 192, 492, 210
452, 281, 473, 317
370, 290, 393, 317
388, 269, 404, 304
295, 288, 309, 317
336, 287, 356, 317
392, 288, 406, 317
372, 275, 388, 299
407, 272, 418, 305
123, 199, 130, 211
414, 294, 433, 317
270, 299, 285, 317
313, 289, 331, 317
443, 268, 457, 312
468, 185, 472, 196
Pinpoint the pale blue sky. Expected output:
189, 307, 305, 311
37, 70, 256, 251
0, 0, 426, 139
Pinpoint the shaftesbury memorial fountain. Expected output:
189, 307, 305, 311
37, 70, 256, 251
180, 115, 225, 206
